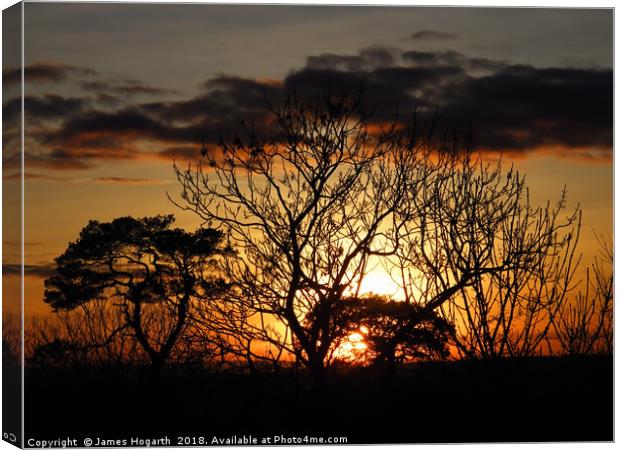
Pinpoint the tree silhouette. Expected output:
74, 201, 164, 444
553, 234, 613, 355
324, 294, 453, 368
44, 215, 229, 376
385, 151, 582, 360
174, 89, 426, 382
174, 88, 585, 379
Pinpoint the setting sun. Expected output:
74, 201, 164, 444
356, 270, 401, 298
333, 329, 369, 362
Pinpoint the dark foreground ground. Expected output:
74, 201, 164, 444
25, 355, 612, 445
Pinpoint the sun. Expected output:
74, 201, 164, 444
356, 270, 401, 298
333, 329, 369, 362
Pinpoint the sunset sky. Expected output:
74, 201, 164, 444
2, 4, 612, 316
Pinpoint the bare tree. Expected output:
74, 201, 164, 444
174, 89, 430, 381
388, 151, 582, 360
2, 313, 21, 366
175, 88, 585, 377
552, 233, 613, 355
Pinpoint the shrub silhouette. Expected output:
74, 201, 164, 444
29, 339, 78, 368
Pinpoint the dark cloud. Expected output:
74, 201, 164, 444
3, 62, 96, 86
402, 50, 507, 73
440, 65, 612, 152
284, 65, 463, 120
94, 92, 122, 106
142, 75, 281, 125
3, 263, 56, 278
157, 146, 202, 161
26, 47, 612, 170
3, 94, 86, 124
285, 48, 611, 156
47, 108, 200, 148
30, 75, 282, 170
408, 30, 456, 41
80, 79, 179, 98
2, 148, 106, 171
25, 149, 95, 170
11, 69, 311, 170
29, 107, 208, 170
306, 47, 396, 72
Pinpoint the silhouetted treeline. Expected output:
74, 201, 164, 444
5, 89, 612, 382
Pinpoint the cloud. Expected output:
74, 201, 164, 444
80, 79, 180, 98
284, 65, 464, 120
144, 75, 282, 125
44, 108, 201, 150
3, 94, 87, 124
306, 46, 397, 72
439, 65, 612, 152
94, 92, 122, 106
23, 47, 612, 170
3, 172, 51, 181
4, 148, 108, 172
402, 50, 507, 73
284, 48, 611, 157
3, 172, 172, 185
3, 62, 96, 86
3, 240, 47, 247
156, 146, 203, 161
32, 75, 282, 169
88, 176, 173, 185
3, 263, 56, 278
408, 30, 456, 41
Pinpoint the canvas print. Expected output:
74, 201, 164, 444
2, 2, 613, 447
